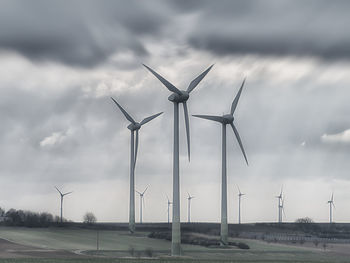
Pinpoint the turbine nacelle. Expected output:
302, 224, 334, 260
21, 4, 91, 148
168, 90, 189, 103
222, 114, 234, 124
127, 122, 141, 131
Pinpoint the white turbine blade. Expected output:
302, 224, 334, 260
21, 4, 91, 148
140, 112, 163, 126
187, 192, 190, 198
280, 185, 283, 197
136, 190, 142, 195
63, 191, 73, 196
111, 97, 136, 124
333, 202, 336, 209
192, 114, 224, 123
183, 102, 191, 162
55, 186, 63, 196
237, 185, 241, 195
143, 196, 146, 209
282, 207, 286, 218
230, 123, 248, 165
331, 192, 334, 202
143, 64, 182, 95
134, 130, 139, 169
187, 64, 214, 93
231, 78, 246, 115
142, 186, 149, 195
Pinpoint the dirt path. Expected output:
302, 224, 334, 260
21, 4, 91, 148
0, 238, 87, 258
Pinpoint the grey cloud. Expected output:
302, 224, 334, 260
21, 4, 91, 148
0, 0, 170, 67
183, 0, 350, 60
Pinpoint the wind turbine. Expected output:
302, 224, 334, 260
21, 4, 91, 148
136, 186, 148, 224
193, 78, 248, 246
111, 97, 162, 233
237, 186, 245, 224
144, 64, 213, 255
275, 186, 283, 223
187, 192, 195, 223
327, 193, 335, 223
54, 186, 72, 223
166, 195, 172, 224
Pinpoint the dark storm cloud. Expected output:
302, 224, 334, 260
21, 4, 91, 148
0, 0, 170, 67
1, 0, 350, 67
178, 0, 350, 60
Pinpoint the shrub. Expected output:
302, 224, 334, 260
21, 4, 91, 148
237, 242, 250, 249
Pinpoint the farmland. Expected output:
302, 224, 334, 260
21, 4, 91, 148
0, 223, 350, 262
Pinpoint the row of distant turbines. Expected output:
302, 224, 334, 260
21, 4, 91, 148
54, 184, 336, 226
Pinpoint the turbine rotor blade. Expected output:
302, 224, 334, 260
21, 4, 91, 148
143, 64, 182, 95
111, 97, 136, 124
231, 78, 246, 115
136, 190, 141, 195
140, 112, 163, 126
192, 114, 224, 123
63, 191, 73, 196
142, 186, 149, 195
237, 185, 241, 194
134, 130, 139, 169
54, 186, 62, 195
230, 123, 248, 165
183, 102, 191, 162
187, 64, 214, 93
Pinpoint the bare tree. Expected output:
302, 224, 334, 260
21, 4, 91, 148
83, 212, 97, 224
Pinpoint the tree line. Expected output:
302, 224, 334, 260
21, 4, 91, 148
0, 207, 64, 227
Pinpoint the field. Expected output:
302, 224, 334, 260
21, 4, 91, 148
0, 225, 350, 262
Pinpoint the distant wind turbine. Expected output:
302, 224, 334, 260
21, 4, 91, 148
193, 78, 248, 246
327, 193, 335, 224
136, 186, 148, 224
275, 186, 283, 223
166, 195, 172, 224
144, 64, 213, 255
187, 192, 195, 223
54, 186, 72, 223
237, 186, 245, 224
111, 97, 162, 233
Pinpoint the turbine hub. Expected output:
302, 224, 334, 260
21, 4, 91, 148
222, 114, 234, 124
127, 122, 141, 131
168, 90, 189, 103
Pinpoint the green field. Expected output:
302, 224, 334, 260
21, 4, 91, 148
0, 226, 349, 263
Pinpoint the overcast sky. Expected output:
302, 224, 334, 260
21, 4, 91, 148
1, 0, 350, 224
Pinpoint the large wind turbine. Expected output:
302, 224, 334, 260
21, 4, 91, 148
237, 186, 245, 224
166, 195, 172, 224
327, 193, 335, 223
187, 192, 195, 223
136, 186, 148, 224
193, 79, 248, 246
275, 186, 283, 223
144, 64, 213, 255
111, 97, 162, 233
55, 186, 72, 223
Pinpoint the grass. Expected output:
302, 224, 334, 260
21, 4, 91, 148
0, 227, 349, 262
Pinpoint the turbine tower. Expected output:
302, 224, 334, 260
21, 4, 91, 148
193, 79, 248, 246
327, 193, 335, 223
144, 64, 213, 255
275, 186, 283, 223
136, 186, 148, 224
55, 186, 72, 223
187, 192, 195, 223
111, 97, 162, 233
237, 186, 245, 224
166, 195, 172, 224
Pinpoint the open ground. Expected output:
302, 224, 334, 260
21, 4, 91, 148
0, 224, 350, 262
